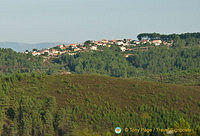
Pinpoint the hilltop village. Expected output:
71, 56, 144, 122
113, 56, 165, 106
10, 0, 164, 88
25, 39, 172, 58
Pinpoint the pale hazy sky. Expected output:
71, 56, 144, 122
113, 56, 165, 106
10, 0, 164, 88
0, 0, 200, 43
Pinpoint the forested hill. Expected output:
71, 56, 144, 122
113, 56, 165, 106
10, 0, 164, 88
0, 73, 199, 135
0, 32, 200, 86
0, 45, 200, 85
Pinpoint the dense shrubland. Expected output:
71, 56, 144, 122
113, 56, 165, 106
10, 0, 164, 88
0, 73, 199, 135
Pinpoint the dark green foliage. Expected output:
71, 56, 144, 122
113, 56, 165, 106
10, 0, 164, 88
0, 74, 199, 136
137, 32, 200, 41
0, 48, 45, 73
128, 47, 200, 74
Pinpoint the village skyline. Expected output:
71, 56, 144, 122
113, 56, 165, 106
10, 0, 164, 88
0, 34, 176, 52
25, 37, 172, 59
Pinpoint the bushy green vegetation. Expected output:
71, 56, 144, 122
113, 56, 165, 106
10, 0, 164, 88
52, 46, 200, 85
0, 73, 199, 136
0, 48, 44, 73
128, 47, 200, 73
0, 33, 200, 86
54, 46, 133, 77
137, 32, 200, 43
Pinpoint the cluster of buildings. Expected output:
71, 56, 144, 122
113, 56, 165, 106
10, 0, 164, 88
30, 44, 86, 56
138, 39, 172, 46
27, 38, 172, 57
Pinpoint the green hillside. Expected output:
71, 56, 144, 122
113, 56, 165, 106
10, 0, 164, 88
0, 33, 200, 89
0, 73, 199, 136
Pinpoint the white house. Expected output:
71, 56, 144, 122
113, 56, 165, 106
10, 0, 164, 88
116, 40, 124, 45
152, 40, 162, 46
90, 46, 98, 50
32, 51, 41, 56
56, 45, 64, 48
120, 46, 126, 52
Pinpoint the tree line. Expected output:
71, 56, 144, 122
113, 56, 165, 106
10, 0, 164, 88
137, 32, 200, 41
